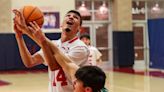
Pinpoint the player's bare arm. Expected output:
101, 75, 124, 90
13, 9, 42, 46
42, 38, 84, 81
14, 22, 44, 68
13, 10, 58, 70
46, 40, 79, 80
28, 21, 79, 78
28, 21, 60, 71
53, 48, 79, 81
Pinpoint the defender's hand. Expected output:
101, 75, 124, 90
28, 21, 46, 44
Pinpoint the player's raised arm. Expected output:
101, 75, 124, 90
28, 21, 78, 79
13, 9, 42, 47
28, 21, 60, 71
13, 23, 44, 68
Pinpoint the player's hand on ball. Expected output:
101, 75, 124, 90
28, 21, 46, 44
14, 24, 23, 38
13, 9, 29, 35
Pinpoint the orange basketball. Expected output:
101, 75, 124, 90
21, 5, 44, 28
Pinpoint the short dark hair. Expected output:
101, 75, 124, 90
80, 33, 90, 40
67, 10, 82, 26
75, 66, 106, 92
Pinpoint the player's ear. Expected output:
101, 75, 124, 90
84, 87, 92, 92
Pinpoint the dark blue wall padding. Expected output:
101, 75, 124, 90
113, 31, 134, 67
0, 33, 61, 70
148, 19, 164, 69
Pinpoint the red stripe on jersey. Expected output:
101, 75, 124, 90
68, 36, 78, 43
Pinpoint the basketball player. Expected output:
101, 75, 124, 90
26, 19, 108, 92
80, 33, 102, 65
13, 9, 89, 92
16, 23, 107, 92
41, 35, 107, 92
46, 37, 107, 92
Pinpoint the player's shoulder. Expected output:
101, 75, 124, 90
71, 38, 87, 47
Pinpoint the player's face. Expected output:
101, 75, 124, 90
81, 37, 90, 46
73, 80, 92, 92
61, 12, 81, 36
73, 79, 85, 92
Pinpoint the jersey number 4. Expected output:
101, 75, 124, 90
53, 68, 68, 86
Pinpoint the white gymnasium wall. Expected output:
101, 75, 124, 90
9, 0, 74, 33
0, 0, 12, 33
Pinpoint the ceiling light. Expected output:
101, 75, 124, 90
96, 1, 109, 20
78, 1, 91, 16
151, 3, 161, 14
98, 1, 108, 15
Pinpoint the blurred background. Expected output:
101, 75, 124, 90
0, 0, 164, 92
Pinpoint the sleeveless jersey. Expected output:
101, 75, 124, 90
38, 36, 89, 92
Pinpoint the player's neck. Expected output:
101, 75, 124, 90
61, 34, 77, 43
